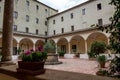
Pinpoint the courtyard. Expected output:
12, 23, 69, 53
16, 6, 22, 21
0, 57, 117, 80
45, 58, 108, 75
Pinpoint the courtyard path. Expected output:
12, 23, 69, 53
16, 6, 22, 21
45, 58, 101, 75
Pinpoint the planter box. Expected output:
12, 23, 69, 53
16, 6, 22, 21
17, 61, 45, 75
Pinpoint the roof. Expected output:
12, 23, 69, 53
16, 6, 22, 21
33, 0, 58, 12
47, 0, 95, 19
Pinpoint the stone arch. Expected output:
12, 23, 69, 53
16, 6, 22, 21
70, 35, 85, 54
87, 32, 108, 51
19, 38, 34, 52
35, 40, 44, 49
57, 38, 68, 53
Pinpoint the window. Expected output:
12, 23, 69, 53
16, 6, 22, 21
61, 17, 64, 22
45, 31, 47, 36
26, 0, 30, 6
82, 8, 86, 15
53, 30, 56, 35
71, 25, 74, 31
97, 3, 102, 10
53, 20, 55, 24
61, 28, 64, 33
36, 5, 39, 10
26, 15, 29, 22
0, 7, 1, 13
45, 21, 47, 26
70, 13, 73, 19
26, 27, 29, 33
98, 18, 103, 26
36, 18, 39, 24
72, 45, 77, 52
45, 9, 47, 14
13, 25, 17, 31
13, 11, 18, 19
36, 29, 39, 35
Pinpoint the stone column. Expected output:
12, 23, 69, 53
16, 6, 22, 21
33, 44, 36, 51
85, 40, 88, 54
1, 0, 14, 62
17, 43, 19, 55
55, 43, 58, 54
68, 42, 71, 54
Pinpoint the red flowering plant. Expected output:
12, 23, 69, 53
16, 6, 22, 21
20, 46, 47, 62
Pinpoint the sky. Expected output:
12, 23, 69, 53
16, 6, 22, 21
38, 0, 88, 12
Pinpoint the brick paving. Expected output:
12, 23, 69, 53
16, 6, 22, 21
45, 58, 108, 75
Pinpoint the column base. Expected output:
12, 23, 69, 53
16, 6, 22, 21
0, 61, 16, 66
64, 54, 75, 58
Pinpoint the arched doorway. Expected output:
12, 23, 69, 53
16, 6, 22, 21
57, 38, 68, 53
19, 38, 33, 52
35, 40, 44, 49
70, 35, 85, 54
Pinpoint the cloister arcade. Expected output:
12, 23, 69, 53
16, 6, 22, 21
49, 31, 110, 54
0, 30, 110, 55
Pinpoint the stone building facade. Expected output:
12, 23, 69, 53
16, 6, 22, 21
0, 0, 114, 56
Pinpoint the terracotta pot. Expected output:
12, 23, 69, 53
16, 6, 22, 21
17, 61, 46, 75
99, 62, 105, 68
18, 61, 45, 70
96, 71, 104, 76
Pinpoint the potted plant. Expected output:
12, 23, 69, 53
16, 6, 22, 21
17, 46, 47, 75
97, 55, 107, 68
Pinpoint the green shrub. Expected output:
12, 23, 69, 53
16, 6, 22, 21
90, 41, 107, 55
58, 51, 65, 56
87, 51, 96, 58
97, 55, 107, 62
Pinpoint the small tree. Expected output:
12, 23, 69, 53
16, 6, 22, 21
90, 41, 107, 55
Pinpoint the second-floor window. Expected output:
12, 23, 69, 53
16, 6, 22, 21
82, 8, 86, 15
61, 28, 64, 33
71, 25, 74, 31
45, 9, 47, 14
0, 6, 1, 13
53, 30, 56, 35
13, 25, 17, 31
70, 13, 73, 19
53, 20, 55, 24
26, 27, 29, 33
26, 15, 29, 22
26, 0, 30, 6
13, 11, 18, 19
36, 18, 39, 24
36, 5, 39, 10
45, 21, 47, 26
36, 29, 39, 35
97, 3, 102, 10
61, 17, 64, 22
